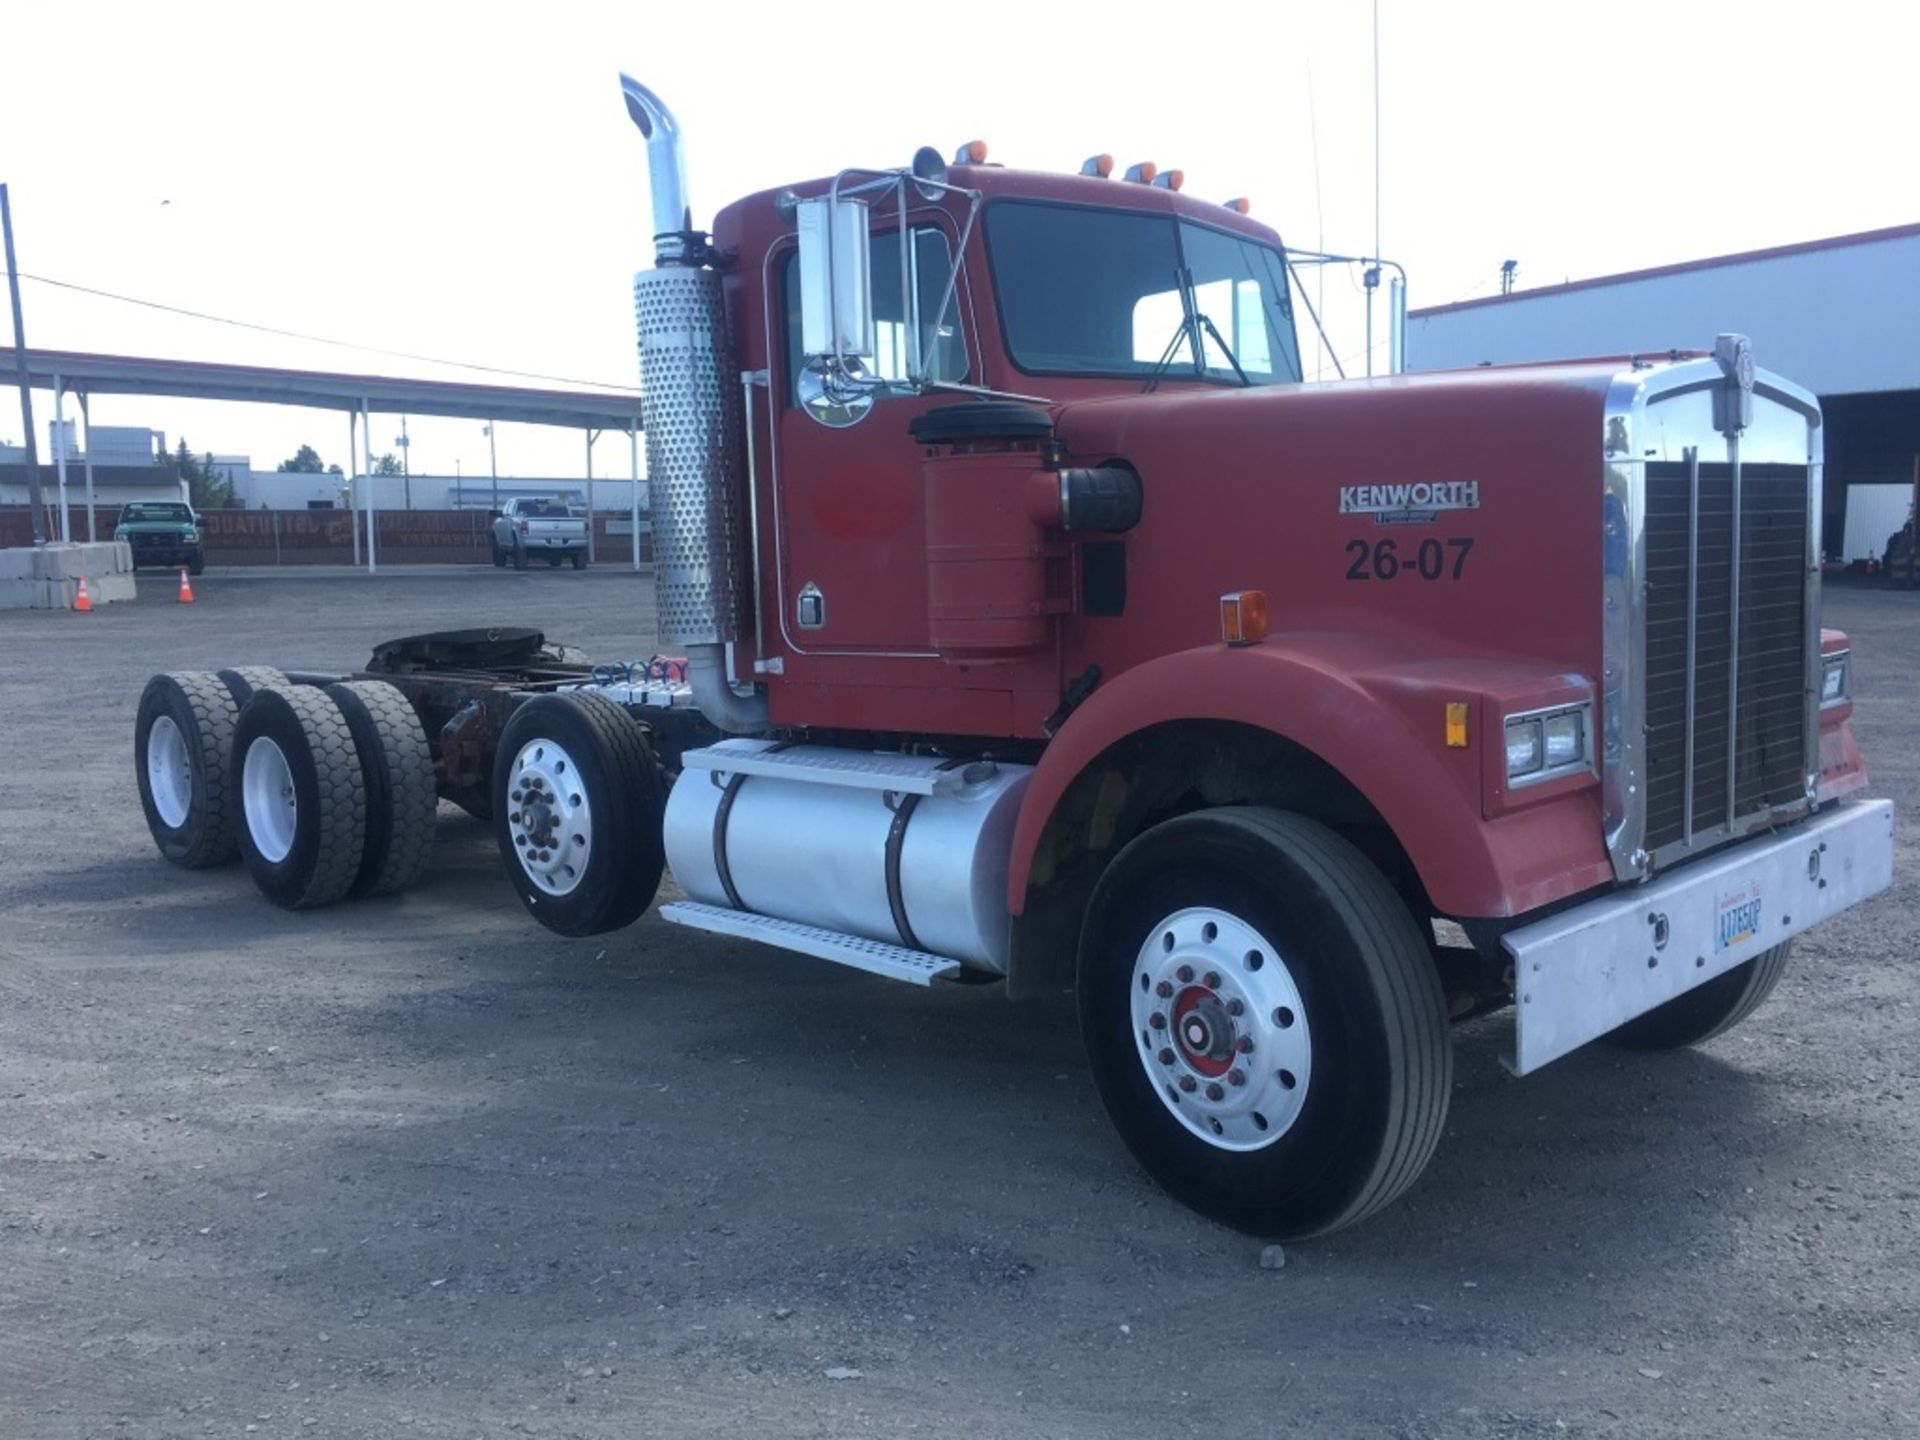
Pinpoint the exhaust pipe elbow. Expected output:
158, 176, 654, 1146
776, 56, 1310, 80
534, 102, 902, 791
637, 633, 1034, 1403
619, 73, 693, 264
687, 644, 770, 734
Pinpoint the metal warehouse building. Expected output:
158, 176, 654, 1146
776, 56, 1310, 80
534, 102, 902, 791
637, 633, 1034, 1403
1406, 223, 1920, 564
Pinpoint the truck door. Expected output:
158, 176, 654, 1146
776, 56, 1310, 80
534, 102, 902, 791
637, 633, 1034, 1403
765, 220, 977, 656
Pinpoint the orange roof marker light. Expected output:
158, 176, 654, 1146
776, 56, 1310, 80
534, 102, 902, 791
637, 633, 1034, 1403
1080, 153, 1114, 178
1220, 590, 1269, 647
1222, 196, 1252, 215
1152, 169, 1185, 192
951, 139, 989, 165
1445, 701, 1471, 749
1123, 161, 1157, 184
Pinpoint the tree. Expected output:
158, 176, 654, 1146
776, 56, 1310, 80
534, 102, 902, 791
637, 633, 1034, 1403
371, 452, 404, 477
176, 439, 236, 510
277, 444, 326, 473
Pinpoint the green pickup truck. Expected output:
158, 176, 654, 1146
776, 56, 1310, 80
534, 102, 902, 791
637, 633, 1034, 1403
116, 501, 205, 574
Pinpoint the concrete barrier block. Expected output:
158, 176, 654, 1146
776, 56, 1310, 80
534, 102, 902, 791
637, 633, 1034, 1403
92, 572, 136, 603
0, 547, 38, 580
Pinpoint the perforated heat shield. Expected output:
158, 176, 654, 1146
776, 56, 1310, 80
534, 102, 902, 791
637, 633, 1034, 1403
634, 266, 745, 645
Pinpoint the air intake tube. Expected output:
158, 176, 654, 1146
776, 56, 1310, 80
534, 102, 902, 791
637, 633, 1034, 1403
621, 74, 770, 733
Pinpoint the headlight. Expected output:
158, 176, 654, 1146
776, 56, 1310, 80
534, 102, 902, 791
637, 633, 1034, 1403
1821, 651, 1850, 707
1505, 719, 1543, 778
184, 529, 200, 543
1505, 703, 1591, 786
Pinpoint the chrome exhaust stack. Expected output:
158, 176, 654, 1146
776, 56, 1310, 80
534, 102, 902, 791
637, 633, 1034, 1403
620, 74, 768, 732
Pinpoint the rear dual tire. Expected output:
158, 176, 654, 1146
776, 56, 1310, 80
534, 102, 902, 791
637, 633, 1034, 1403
326, 681, 438, 897
233, 686, 367, 909
135, 672, 243, 869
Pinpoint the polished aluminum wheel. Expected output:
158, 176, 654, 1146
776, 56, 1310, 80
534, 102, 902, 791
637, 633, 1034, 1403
1130, 906, 1313, 1151
506, 738, 591, 896
241, 736, 298, 864
146, 715, 193, 829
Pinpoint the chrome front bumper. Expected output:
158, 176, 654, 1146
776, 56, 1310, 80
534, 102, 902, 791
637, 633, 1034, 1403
1503, 798, 1894, 1074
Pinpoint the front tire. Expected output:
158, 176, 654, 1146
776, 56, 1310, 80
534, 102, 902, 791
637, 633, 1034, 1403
492, 692, 665, 937
512, 544, 528, 572
1080, 807, 1452, 1238
1606, 942, 1792, 1050
491, 539, 507, 569
134, 672, 242, 868
232, 687, 367, 909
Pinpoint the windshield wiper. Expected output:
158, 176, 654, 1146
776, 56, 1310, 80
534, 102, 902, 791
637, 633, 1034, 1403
1194, 311, 1251, 386
1141, 316, 1194, 394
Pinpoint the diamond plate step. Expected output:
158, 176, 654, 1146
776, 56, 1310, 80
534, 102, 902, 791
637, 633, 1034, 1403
679, 739, 988, 797
658, 902, 964, 985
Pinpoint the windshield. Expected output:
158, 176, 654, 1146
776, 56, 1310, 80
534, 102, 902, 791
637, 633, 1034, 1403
986, 201, 1302, 385
120, 503, 192, 522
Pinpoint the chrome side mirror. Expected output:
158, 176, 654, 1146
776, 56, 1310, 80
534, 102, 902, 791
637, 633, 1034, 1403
797, 196, 875, 365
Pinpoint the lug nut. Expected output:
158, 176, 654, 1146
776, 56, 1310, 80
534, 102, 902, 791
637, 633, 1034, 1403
1157, 1048, 1175, 1066
515, 834, 527, 846
1205, 1082, 1224, 1101
1176, 965, 1194, 984
1225, 998, 1244, 1017
1228, 1069, 1246, 1087
1155, 981, 1174, 999
1204, 971, 1222, 990
1177, 1075, 1197, 1093
1236, 1036, 1254, 1054
1149, 1013, 1167, 1030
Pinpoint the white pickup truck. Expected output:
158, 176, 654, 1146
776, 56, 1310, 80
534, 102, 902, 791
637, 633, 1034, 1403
490, 498, 590, 570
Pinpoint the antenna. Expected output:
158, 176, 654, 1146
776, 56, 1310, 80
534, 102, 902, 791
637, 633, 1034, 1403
1368, 0, 1381, 377
1306, 60, 1326, 382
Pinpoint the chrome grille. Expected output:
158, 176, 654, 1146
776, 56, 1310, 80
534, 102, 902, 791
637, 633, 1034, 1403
1643, 455, 1809, 853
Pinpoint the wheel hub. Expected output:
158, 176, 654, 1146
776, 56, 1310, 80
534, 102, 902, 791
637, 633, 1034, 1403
508, 739, 591, 896
1130, 906, 1312, 1152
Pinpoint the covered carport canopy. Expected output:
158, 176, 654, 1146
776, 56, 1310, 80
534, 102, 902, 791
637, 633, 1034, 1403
2, 347, 645, 568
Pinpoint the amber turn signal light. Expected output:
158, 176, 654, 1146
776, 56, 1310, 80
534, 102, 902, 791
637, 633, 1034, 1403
1220, 591, 1269, 646
952, 139, 989, 165
1445, 701, 1470, 748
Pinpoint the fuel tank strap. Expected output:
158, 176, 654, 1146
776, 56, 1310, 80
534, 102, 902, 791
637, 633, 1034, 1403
712, 773, 748, 912
883, 794, 925, 951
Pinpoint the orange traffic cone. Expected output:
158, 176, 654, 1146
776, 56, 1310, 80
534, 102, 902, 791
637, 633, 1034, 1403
177, 568, 196, 604
74, 575, 92, 612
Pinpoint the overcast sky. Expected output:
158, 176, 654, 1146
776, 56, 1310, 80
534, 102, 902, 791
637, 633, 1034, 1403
3, 0, 1914, 484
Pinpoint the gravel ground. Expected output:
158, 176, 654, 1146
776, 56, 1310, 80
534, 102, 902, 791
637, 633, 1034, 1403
1, 566, 1914, 1439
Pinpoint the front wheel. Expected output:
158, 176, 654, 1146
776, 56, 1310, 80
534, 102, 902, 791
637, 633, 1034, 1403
490, 539, 506, 568
1606, 941, 1792, 1050
1080, 807, 1452, 1238
187, 553, 205, 577
492, 692, 666, 936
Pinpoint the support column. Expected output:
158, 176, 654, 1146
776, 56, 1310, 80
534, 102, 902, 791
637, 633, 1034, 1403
584, 429, 597, 564
629, 419, 641, 573
348, 410, 360, 565
79, 390, 96, 541
361, 398, 377, 573
54, 375, 69, 541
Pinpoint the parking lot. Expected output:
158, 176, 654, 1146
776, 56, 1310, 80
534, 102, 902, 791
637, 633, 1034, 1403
1, 566, 1914, 1439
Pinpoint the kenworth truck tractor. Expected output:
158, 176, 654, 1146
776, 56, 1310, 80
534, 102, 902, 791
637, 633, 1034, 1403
134, 78, 1894, 1237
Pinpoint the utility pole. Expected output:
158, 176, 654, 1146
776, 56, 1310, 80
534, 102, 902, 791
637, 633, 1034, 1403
2, 183, 47, 545
1501, 259, 1518, 295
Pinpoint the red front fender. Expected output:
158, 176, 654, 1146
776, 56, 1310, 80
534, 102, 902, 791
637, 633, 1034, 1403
1008, 638, 1614, 920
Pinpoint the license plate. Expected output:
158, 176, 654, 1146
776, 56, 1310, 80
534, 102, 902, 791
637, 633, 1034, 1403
1714, 880, 1763, 954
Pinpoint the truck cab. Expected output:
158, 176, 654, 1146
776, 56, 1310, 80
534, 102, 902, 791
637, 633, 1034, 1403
138, 79, 1892, 1240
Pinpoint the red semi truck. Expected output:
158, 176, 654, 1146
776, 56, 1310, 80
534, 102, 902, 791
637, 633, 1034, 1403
135, 78, 1893, 1237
